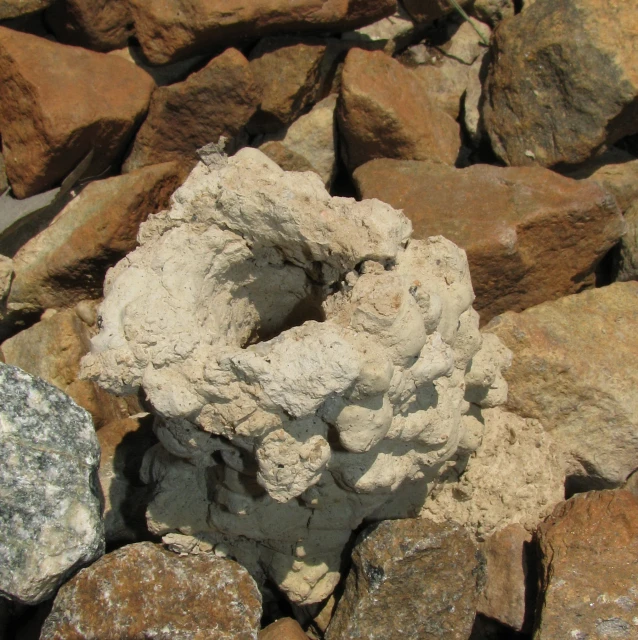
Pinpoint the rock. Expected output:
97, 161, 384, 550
469, 0, 515, 26
463, 52, 489, 145
259, 95, 338, 188
0, 363, 104, 604
81, 148, 510, 604
325, 518, 479, 639
129, 0, 397, 65
624, 471, 638, 497
0, 153, 7, 195
7, 162, 183, 314
617, 199, 638, 282
45, 0, 133, 51
486, 282, 638, 489
403, 0, 472, 24
0, 0, 53, 20
0, 27, 154, 199
40, 542, 262, 639
123, 48, 259, 172
353, 159, 624, 322
534, 491, 638, 640
422, 407, 564, 539
483, 0, 638, 167
0, 255, 11, 300
260, 618, 308, 640
338, 48, 460, 171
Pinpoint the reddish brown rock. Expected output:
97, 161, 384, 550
130, 0, 397, 65
403, 0, 472, 24
0, 153, 7, 195
123, 48, 259, 172
0, 27, 155, 199
326, 518, 479, 640
483, 0, 638, 167
40, 542, 262, 639
534, 491, 638, 640
338, 48, 460, 171
354, 159, 624, 322
259, 618, 308, 640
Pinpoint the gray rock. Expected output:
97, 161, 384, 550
0, 364, 104, 604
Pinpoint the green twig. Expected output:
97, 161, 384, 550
448, 0, 490, 46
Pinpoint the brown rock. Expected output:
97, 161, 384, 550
624, 472, 638, 497
0, 27, 154, 199
485, 282, 638, 489
617, 199, 638, 282
260, 618, 308, 640
130, 0, 397, 65
353, 159, 624, 322
534, 491, 638, 640
326, 518, 479, 640
0, 153, 7, 195
7, 162, 183, 314
469, 0, 515, 26
403, 0, 472, 24
483, 0, 638, 167
123, 48, 259, 172
0, 0, 53, 20
338, 48, 460, 171
40, 542, 262, 639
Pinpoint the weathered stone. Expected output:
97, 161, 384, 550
463, 52, 489, 145
469, 0, 515, 26
403, 0, 472, 24
483, 0, 638, 167
617, 199, 638, 282
338, 48, 460, 170
354, 159, 624, 322
0, 254, 12, 300
0, 363, 103, 604
259, 94, 338, 188
0, 153, 7, 195
624, 472, 638, 497
40, 542, 262, 639
534, 491, 638, 640
0, 0, 52, 20
260, 618, 308, 640
123, 48, 258, 172
129, 0, 397, 65
7, 162, 183, 314
45, 0, 133, 51
326, 518, 479, 639
0, 27, 154, 199
486, 282, 638, 489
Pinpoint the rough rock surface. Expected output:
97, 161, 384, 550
354, 159, 624, 322
82, 148, 510, 604
40, 542, 262, 640
0, 27, 155, 199
534, 491, 638, 640
259, 617, 308, 640
0, 153, 7, 195
0, 363, 103, 604
486, 282, 638, 489
470, 0, 515, 26
338, 47, 460, 171
403, 0, 472, 24
617, 199, 638, 282
326, 518, 479, 639
0, 0, 53, 19
123, 48, 259, 172
483, 0, 638, 167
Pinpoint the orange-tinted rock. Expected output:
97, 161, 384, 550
403, 0, 472, 24
40, 542, 262, 639
259, 618, 308, 640
123, 48, 259, 172
534, 491, 638, 640
354, 159, 624, 322
338, 48, 460, 171
0, 27, 154, 199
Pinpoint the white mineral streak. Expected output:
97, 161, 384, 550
81, 148, 511, 604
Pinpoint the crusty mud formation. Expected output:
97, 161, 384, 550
82, 148, 511, 605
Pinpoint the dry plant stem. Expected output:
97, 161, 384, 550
448, 0, 490, 46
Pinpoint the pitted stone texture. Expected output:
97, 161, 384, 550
40, 542, 262, 640
483, 0, 638, 168
326, 518, 479, 639
82, 148, 509, 604
0, 363, 103, 604
0, 0, 52, 19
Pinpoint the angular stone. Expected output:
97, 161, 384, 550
354, 159, 624, 322
7, 162, 183, 314
123, 48, 259, 172
0, 27, 154, 199
0, 0, 52, 20
0, 363, 104, 604
483, 0, 638, 167
338, 48, 460, 170
326, 518, 479, 639
403, 0, 472, 24
469, 0, 515, 26
617, 199, 638, 282
129, 0, 397, 65
40, 542, 262, 639
259, 618, 308, 640
486, 282, 638, 488
534, 491, 638, 640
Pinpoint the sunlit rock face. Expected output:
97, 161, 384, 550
82, 148, 511, 605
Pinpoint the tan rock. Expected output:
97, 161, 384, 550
353, 159, 624, 322
403, 0, 472, 24
338, 48, 460, 171
8, 162, 183, 314
469, 0, 515, 26
0, 27, 155, 199
534, 491, 638, 640
260, 618, 308, 640
486, 282, 638, 489
617, 199, 638, 282
40, 542, 262, 639
483, 0, 638, 167
123, 48, 259, 172
624, 471, 638, 497
0, 0, 52, 19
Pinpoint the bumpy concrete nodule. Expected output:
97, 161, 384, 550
81, 148, 511, 605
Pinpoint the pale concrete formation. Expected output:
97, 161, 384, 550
82, 148, 511, 604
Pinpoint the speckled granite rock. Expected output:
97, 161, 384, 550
0, 363, 104, 605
